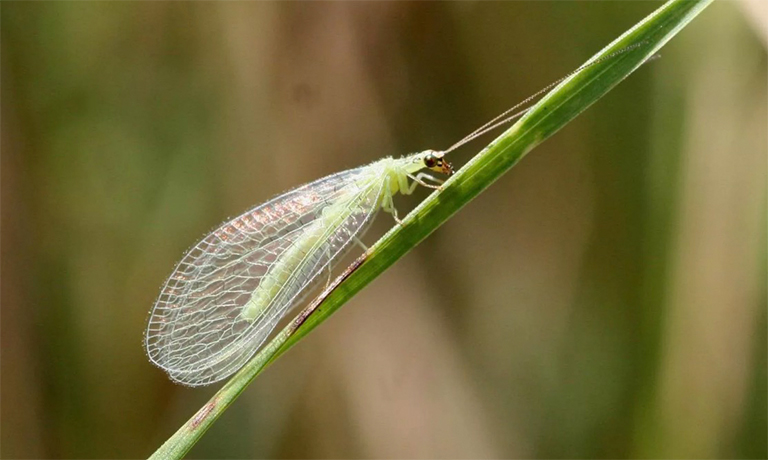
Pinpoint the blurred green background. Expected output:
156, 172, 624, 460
2, 2, 766, 458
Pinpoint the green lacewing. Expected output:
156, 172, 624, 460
145, 43, 651, 386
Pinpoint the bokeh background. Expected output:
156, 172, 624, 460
2, 1, 766, 458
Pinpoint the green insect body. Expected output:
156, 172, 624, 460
240, 153, 451, 322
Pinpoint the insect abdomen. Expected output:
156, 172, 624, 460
240, 196, 354, 321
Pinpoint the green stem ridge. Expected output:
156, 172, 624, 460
148, 1, 713, 458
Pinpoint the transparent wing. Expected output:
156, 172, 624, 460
145, 166, 385, 386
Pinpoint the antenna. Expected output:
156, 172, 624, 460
442, 42, 655, 155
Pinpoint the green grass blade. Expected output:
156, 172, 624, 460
148, 0, 713, 458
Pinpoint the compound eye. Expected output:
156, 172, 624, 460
424, 154, 437, 168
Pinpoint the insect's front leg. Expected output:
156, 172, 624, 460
404, 177, 420, 195
408, 172, 444, 191
398, 172, 414, 195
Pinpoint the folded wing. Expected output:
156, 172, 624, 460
145, 166, 384, 386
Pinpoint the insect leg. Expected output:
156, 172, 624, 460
381, 189, 403, 225
353, 236, 368, 251
324, 245, 332, 289
404, 177, 420, 194
407, 172, 443, 190
391, 208, 403, 225
415, 172, 444, 185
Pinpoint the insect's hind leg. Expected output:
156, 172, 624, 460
324, 245, 332, 289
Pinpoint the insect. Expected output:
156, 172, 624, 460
145, 44, 650, 386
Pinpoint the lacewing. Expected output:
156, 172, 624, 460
145, 44, 650, 386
